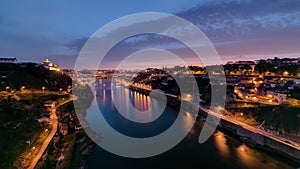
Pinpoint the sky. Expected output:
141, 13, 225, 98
0, 0, 300, 69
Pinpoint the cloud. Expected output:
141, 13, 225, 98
4, 0, 297, 68
99, 0, 300, 60
64, 38, 88, 53
178, 0, 300, 34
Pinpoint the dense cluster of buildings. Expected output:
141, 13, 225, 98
112, 57, 300, 106
265, 57, 300, 66
224, 58, 300, 105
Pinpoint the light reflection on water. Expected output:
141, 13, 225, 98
214, 132, 230, 158
86, 80, 297, 169
212, 130, 294, 169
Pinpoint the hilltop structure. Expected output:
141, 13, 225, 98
42, 59, 61, 72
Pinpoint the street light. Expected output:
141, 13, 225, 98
42, 86, 45, 92
5, 86, 10, 92
21, 86, 25, 92
67, 85, 71, 93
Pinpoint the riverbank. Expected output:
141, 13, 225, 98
203, 112, 300, 165
129, 85, 300, 165
213, 126, 300, 166
70, 132, 95, 169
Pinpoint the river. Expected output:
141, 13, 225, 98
85, 80, 297, 169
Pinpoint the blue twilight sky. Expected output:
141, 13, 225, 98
1, 0, 300, 68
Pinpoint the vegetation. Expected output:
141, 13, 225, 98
35, 85, 94, 169
228, 105, 300, 135
0, 62, 71, 91
72, 84, 94, 117
36, 133, 76, 169
255, 60, 300, 75
0, 92, 70, 169
254, 106, 300, 134
69, 131, 95, 169
291, 87, 300, 100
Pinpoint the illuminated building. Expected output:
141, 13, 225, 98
42, 58, 61, 71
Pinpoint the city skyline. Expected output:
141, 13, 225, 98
1, 1, 300, 168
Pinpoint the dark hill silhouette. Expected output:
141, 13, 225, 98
0, 62, 71, 91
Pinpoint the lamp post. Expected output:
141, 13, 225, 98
67, 85, 71, 93
42, 86, 45, 92
21, 86, 25, 92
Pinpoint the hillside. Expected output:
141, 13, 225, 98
0, 62, 71, 91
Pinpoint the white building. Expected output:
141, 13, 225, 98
44, 100, 57, 109
294, 78, 300, 86
42, 59, 61, 71
267, 91, 287, 103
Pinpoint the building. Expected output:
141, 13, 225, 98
0, 57, 17, 63
42, 59, 61, 71
59, 123, 68, 135
36, 117, 50, 123
44, 100, 57, 109
267, 91, 287, 103
266, 57, 299, 66
281, 58, 298, 65
294, 78, 300, 86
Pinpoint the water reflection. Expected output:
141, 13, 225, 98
87, 80, 296, 169
114, 89, 153, 122
182, 112, 196, 136
213, 131, 294, 169
214, 131, 230, 158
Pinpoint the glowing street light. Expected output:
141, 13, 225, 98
42, 86, 45, 92
5, 86, 10, 92
21, 86, 25, 92
67, 85, 72, 93
283, 71, 289, 76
